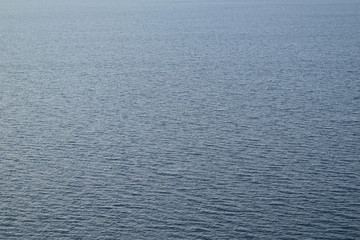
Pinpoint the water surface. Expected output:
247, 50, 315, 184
1, 0, 360, 239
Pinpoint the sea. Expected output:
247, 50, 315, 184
1, 0, 359, 239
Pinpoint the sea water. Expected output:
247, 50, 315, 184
1, 0, 359, 239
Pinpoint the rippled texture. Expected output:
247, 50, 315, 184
1, 0, 360, 239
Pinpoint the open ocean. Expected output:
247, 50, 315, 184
1, 0, 359, 239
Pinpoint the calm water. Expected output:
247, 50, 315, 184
1, 0, 360, 239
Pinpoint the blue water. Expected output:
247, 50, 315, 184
1, 0, 360, 239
